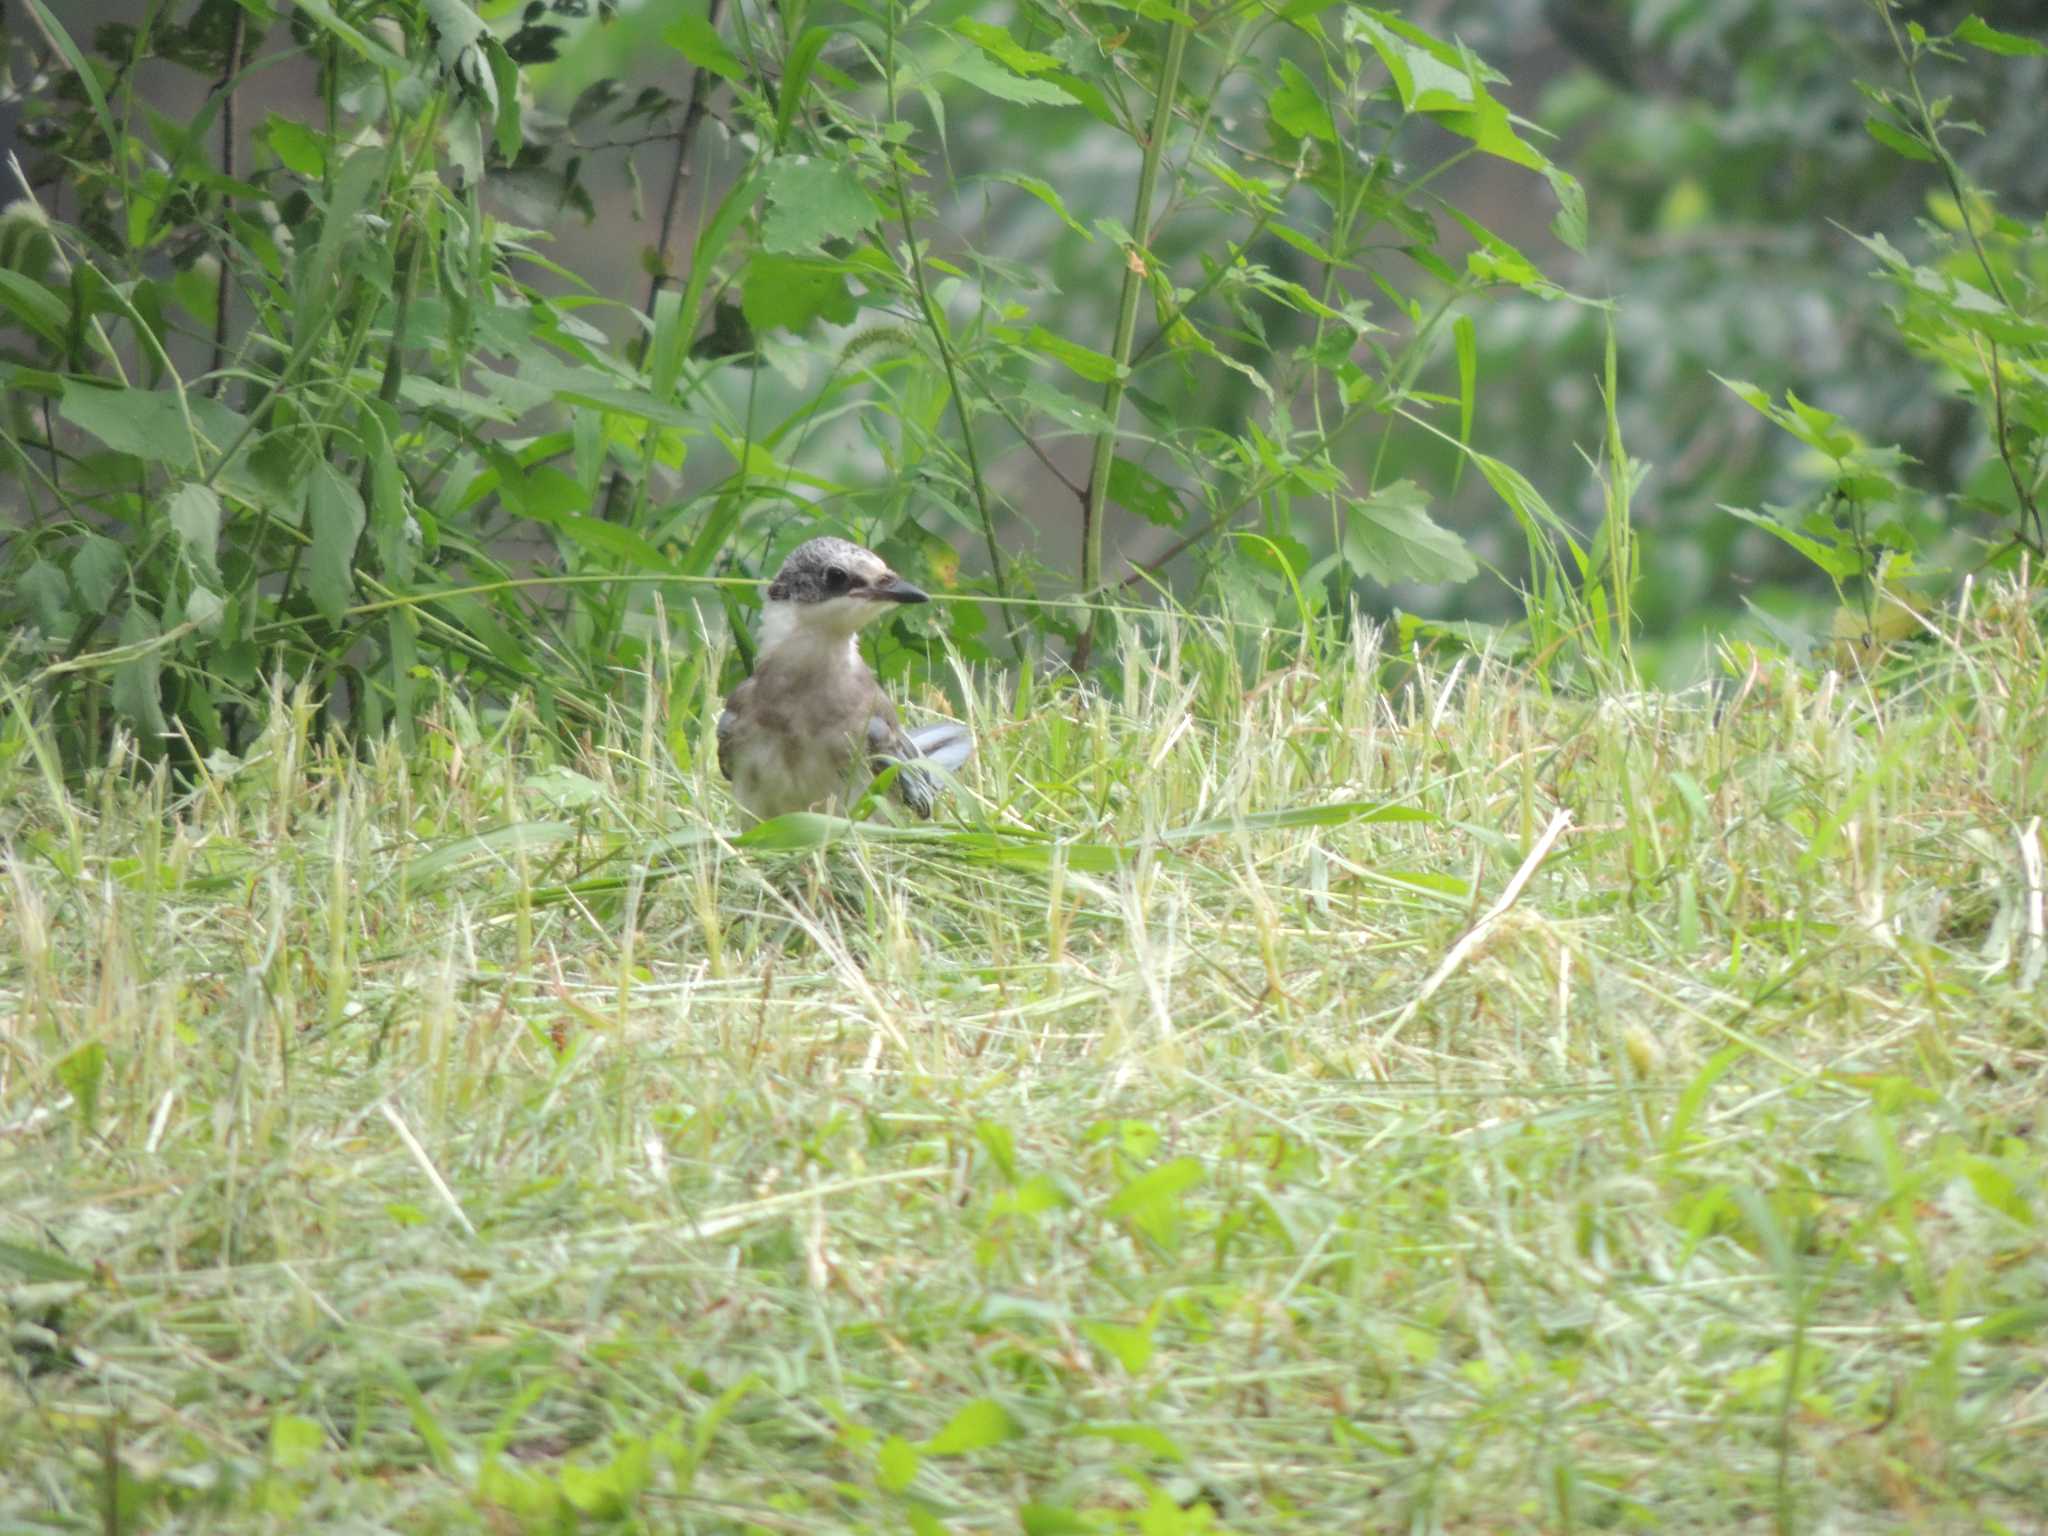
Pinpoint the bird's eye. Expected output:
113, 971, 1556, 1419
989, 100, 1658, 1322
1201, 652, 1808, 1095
824, 566, 849, 593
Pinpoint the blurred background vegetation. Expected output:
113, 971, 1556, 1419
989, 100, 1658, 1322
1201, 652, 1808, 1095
1, 0, 2042, 767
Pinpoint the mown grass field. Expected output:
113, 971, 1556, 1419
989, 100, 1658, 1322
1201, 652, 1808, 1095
3, 590, 2045, 1534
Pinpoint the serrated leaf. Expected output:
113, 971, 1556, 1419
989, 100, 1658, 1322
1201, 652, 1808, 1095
760, 157, 880, 254
1342, 481, 1477, 584
1107, 457, 1183, 526
742, 254, 857, 334
939, 50, 1075, 107
1269, 58, 1334, 142
955, 20, 1058, 74
306, 461, 366, 621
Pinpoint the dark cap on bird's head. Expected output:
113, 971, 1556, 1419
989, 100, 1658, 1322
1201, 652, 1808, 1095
767, 536, 928, 606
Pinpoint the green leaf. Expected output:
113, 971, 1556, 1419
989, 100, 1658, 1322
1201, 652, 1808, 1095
403, 821, 577, 888
760, 158, 880, 255
1081, 1318, 1155, 1375
59, 380, 239, 470
776, 29, 830, 150
111, 604, 167, 739
0, 1239, 94, 1284
264, 114, 328, 176
663, 9, 745, 82
1018, 325, 1122, 384
165, 482, 223, 578
1104, 1157, 1203, 1246
1342, 481, 1478, 584
1864, 116, 1934, 162
924, 1399, 1013, 1455
1954, 16, 2046, 55
939, 50, 1076, 107
1107, 458, 1183, 527
742, 255, 857, 334
23, 0, 114, 154
71, 534, 124, 611
0, 269, 70, 345
876, 1434, 920, 1493
981, 173, 1093, 238
954, 21, 1058, 74
1160, 800, 1433, 845
1269, 59, 1334, 143
306, 462, 366, 622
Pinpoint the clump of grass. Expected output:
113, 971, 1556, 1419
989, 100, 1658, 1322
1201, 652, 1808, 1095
2, 586, 2045, 1533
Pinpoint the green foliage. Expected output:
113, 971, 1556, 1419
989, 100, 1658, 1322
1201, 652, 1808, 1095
1717, 4, 2046, 647
1, 0, 1584, 765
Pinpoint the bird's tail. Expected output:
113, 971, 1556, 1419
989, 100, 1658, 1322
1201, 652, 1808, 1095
905, 721, 973, 772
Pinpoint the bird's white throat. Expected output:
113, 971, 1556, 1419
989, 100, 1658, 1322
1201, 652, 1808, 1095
756, 597, 868, 669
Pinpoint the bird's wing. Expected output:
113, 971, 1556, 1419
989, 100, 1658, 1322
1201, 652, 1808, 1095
863, 697, 940, 819
715, 678, 752, 783
865, 702, 973, 820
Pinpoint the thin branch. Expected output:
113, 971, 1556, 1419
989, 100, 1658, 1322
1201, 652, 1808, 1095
1074, 16, 1194, 672
208, 6, 248, 395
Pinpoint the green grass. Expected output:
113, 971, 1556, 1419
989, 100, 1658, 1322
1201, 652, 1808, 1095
3, 588, 2046, 1534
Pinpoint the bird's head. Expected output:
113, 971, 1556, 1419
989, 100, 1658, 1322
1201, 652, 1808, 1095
761, 536, 929, 645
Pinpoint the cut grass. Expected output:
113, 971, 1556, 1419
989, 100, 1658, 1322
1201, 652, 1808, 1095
3, 588, 2046, 1533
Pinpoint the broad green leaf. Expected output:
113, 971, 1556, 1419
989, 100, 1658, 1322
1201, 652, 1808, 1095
1342, 481, 1478, 584
164, 482, 222, 577
1104, 1157, 1203, 1246
924, 1399, 1013, 1455
306, 462, 366, 622
71, 534, 124, 611
876, 1434, 920, 1493
111, 605, 167, 738
664, 9, 744, 82
1107, 457, 1183, 526
1268, 59, 1334, 142
742, 255, 857, 334
264, 113, 328, 176
555, 515, 670, 570
60, 380, 242, 470
19, 559, 70, 635
760, 158, 880, 255
1081, 1318, 1155, 1375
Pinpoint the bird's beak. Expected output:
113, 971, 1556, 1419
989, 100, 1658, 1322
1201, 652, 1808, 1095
870, 574, 929, 605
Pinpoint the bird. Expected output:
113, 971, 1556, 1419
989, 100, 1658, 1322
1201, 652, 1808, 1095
717, 536, 973, 821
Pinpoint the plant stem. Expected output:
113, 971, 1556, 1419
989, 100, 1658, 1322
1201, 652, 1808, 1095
1075, 17, 1192, 671
598, 0, 726, 523
208, 6, 247, 395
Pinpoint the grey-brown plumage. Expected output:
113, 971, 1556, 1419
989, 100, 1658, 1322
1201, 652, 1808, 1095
717, 537, 972, 820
